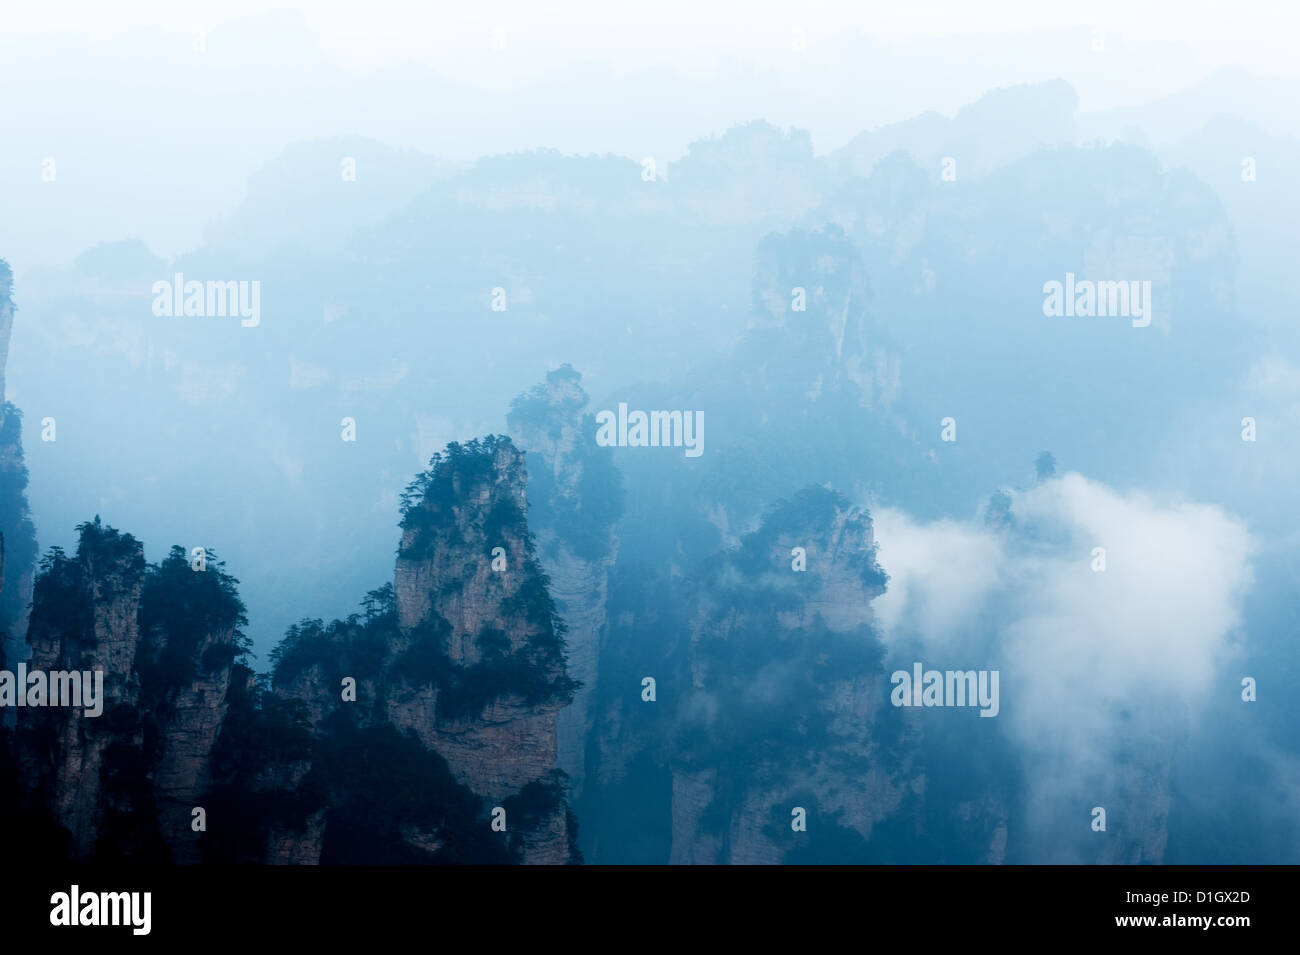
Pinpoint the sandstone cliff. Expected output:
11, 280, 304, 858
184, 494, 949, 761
506, 365, 622, 805
8, 434, 580, 865
134, 545, 248, 863
390, 435, 579, 863
19, 519, 148, 858
669, 487, 910, 864
219, 435, 581, 865
15, 522, 246, 861
0, 259, 37, 669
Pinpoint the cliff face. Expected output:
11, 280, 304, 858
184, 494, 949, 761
742, 226, 900, 413
15, 524, 246, 862
506, 365, 622, 806
133, 546, 248, 863
669, 487, 910, 864
0, 259, 13, 406
391, 436, 578, 863
242, 435, 580, 865
606, 225, 911, 595
19, 520, 147, 858
7, 436, 580, 865
0, 259, 37, 669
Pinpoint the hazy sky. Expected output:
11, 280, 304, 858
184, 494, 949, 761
6, 1, 1297, 95
3, 1, 1297, 268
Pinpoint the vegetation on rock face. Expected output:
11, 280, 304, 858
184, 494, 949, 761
0, 353, 66, 852
507, 364, 588, 429
507, 364, 625, 563
502, 769, 583, 864
26, 546, 94, 665
394, 435, 578, 719
7, 432, 581, 864
1, 258, 38, 659
310, 713, 515, 864
0, 404, 37, 657
531, 429, 624, 563
24, 519, 146, 662
398, 436, 522, 556
244, 574, 576, 861
730, 486, 889, 592
202, 667, 323, 863
683, 612, 889, 776
432, 650, 576, 721
138, 544, 250, 694
269, 576, 577, 726
16, 520, 255, 861
238, 438, 580, 858
75, 516, 147, 582
270, 591, 396, 688
670, 487, 898, 857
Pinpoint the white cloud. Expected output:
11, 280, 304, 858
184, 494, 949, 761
872, 507, 1004, 648
872, 472, 1255, 857
875, 473, 1252, 704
